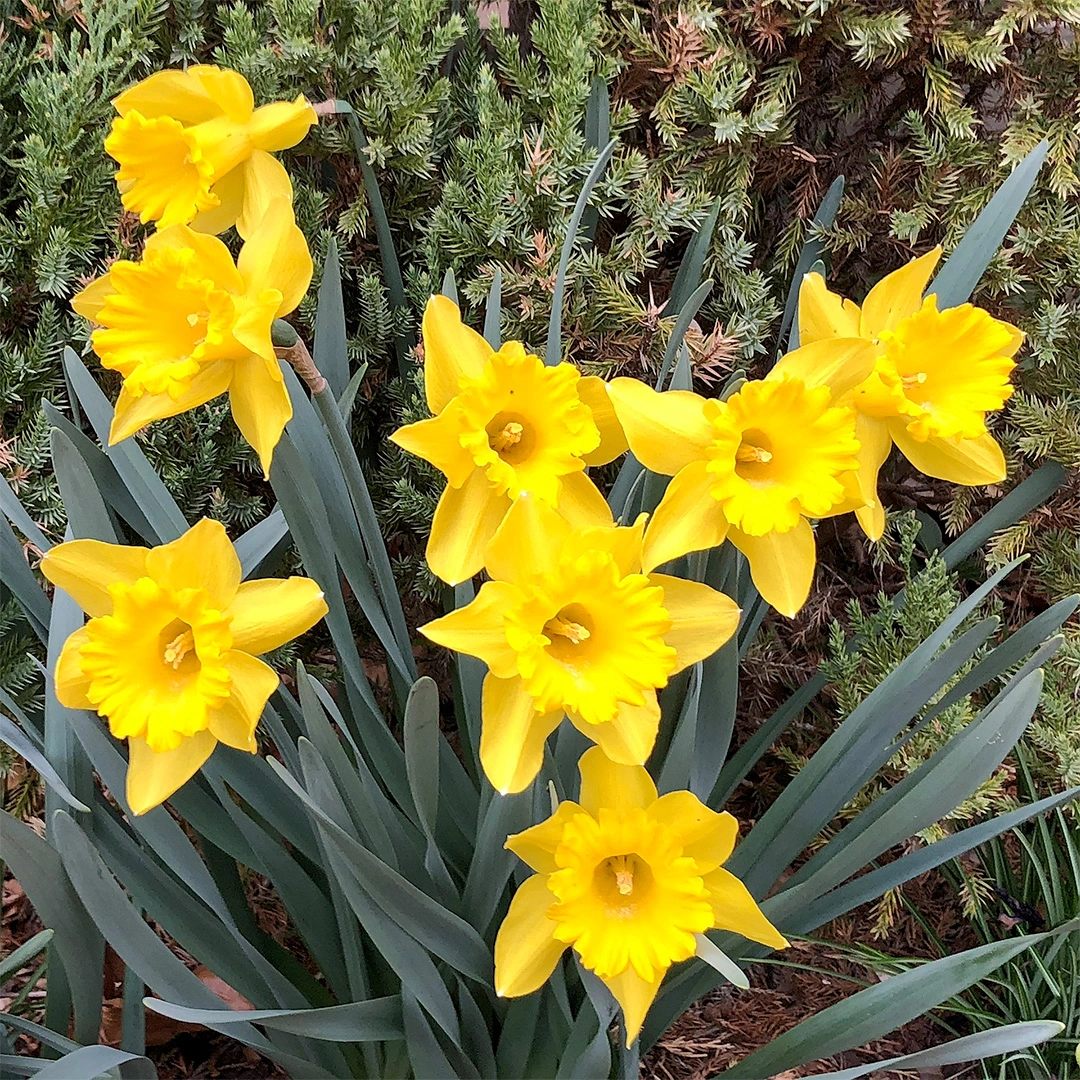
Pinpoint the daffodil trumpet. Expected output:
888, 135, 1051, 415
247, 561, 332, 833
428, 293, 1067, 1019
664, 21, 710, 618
72, 197, 312, 477
494, 748, 788, 1046
798, 247, 1022, 539
40, 519, 328, 814
421, 497, 740, 794
607, 338, 878, 617
390, 296, 629, 585
106, 64, 317, 236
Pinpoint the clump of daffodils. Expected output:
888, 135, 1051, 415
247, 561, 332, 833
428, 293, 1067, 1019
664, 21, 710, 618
53, 61, 1025, 1049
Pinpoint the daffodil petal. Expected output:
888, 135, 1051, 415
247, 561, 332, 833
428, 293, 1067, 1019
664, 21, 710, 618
576, 745, 657, 816
797, 272, 862, 344
421, 581, 521, 678
578, 376, 629, 466
494, 874, 565, 997
55, 627, 93, 709
555, 470, 613, 529
428, 470, 511, 586
235, 151, 295, 240
703, 867, 789, 951
649, 574, 740, 672
860, 247, 941, 338
228, 577, 328, 655
112, 67, 224, 123
480, 674, 562, 794
145, 518, 240, 608
247, 96, 317, 152
729, 519, 815, 618
191, 164, 246, 235
126, 729, 217, 815
422, 295, 493, 415
648, 793, 738, 872
231, 291, 281, 364
71, 275, 117, 323
853, 413, 892, 541
236, 197, 312, 316
390, 409, 475, 487
571, 695, 660, 767
40, 540, 150, 618
602, 966, 662, 1047
229, 353, 293, 479
208, 699, 258, 752
641, 460, 729, 572
769, 339, 880, 398
888, 422, 1007, 486
109, 361, 233, 444
190, 65, 255, 122
483, 494, 568, 587
505, 800, 586, 875
578, 514, 647, 577
607, 378, 713, 476
143, 224, 243, 292
222, 650, 278, 733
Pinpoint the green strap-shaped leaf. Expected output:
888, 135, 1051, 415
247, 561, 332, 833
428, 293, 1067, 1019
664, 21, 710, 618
0, 928, 53, 983
654, 280, 712, 390
780, 782, 1080, 934
928, 140, 1048, 309
50, 811, 338, 1078
1, 811, 101, 1045
32, 1044, 157, 1080
42, 403, 158, 545
402, 991, 481, 1080
720, 922, 1077, 1078
776, 178, 844, 357
51, 427, 116, 543
812, 1021, 1064, 1080
462, 785, 533, 937
546, 139, 617, 366
1, 473, 51, 553
664, 198, 720, 317
404, 677, 441, 843
314, 238, 349, 400
483, 268, 503, 349
62, 348, 188, 542
441, 267, 458, 305
234, 506, 289, 578
782, 669, 1044, 903
287, 743, 463, 1046
1, 516, 49, 642
144, 996, 403, 1042
0, 713, 88, 812
336, 104, 410, 378
277, 746, 491, 981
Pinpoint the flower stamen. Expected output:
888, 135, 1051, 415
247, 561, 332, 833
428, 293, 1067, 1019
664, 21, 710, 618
735, 443, 772, 464
491, 421, 524, 453
545, 615, 591, 644
901, 371, 928, 390
163, 628, 196, 670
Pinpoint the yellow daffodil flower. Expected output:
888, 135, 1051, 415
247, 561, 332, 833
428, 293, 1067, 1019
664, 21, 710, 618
390, 296, 628, 585
607, 339, 877, 617
798, 248, 1023, 539
72, 198, 312, 476
494, 747, 788, 1046
421, 498, 740, 793
40, 519, 327, 815
106, 64, 316, 236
